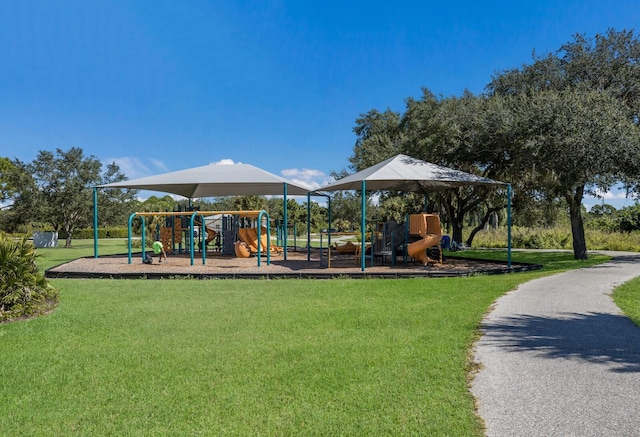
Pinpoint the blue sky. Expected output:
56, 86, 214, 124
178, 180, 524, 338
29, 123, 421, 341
1, 0, 639, 208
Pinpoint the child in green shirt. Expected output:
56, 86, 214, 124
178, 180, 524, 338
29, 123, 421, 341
152, 240, 168, 263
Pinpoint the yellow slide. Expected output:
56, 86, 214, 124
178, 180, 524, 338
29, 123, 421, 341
236, 227, 282, 257
234, 241, 251, 258
407, 234, 442, 265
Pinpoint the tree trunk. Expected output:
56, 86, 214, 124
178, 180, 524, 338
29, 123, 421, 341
566, 188, 587, 260
443, 200, 463, 245
466, 206, 503, 247
451, 220, 463, 245
65, 225, 73, 248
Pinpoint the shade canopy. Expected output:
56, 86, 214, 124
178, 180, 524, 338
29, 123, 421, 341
99, 162, 311, 198
312, 154, 510, 272
317, 154, 504, 193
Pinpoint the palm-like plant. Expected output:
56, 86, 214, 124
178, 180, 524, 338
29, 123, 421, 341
0, 233, 59, 322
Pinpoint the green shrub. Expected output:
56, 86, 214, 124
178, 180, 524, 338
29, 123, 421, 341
469, 225, 640, 252
0, 233, 59, 322
616, 204, 640, 232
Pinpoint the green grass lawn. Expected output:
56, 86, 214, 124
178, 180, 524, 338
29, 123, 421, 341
35, 238, 136, 272
0, 240, 615, 435
614, 277, 640, 327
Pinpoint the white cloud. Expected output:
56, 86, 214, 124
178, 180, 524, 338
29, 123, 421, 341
281, 168, 324, 179
105, 157, 147, 179
212, 158, 239, 165
288, 178, 321, 190
148, 158, 169, 173
591, 186, 632, 200
281, 168, 332, 191
601, 191, 628, 200
105, 157, 169, 179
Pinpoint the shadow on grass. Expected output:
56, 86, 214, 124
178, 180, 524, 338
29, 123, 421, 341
480, 311, 640, 373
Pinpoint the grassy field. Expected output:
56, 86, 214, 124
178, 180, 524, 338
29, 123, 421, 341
613, 277, 640, 327
35, 238, 137, 272
0, 240, 617, 435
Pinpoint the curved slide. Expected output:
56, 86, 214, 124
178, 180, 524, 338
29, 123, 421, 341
407, 234, 442, 265
235, 227, 283, 258
235, 241, 251, 258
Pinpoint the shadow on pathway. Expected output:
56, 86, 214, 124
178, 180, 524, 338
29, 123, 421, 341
480, 311, 640, 373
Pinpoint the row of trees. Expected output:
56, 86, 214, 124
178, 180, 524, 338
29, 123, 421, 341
349, 29, 640, 259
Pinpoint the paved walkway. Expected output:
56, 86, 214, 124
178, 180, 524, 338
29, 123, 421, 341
471, 253, 640, 436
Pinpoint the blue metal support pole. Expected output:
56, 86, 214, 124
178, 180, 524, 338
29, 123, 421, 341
327, 195, 332, 248
507, 184, 512, 270
93, 187, 98, 258
257, 210, 271, 267
141, 216, 146, 263
327, 197, 332, 238
257, 214, 262, 267
189, 213, 196, 265
266, 212, 270, 265
361, 180, 366, 271
189, 212, 207, 265
127, 212, 137, 264
307, 193, 311, 261
283, 183, 288, 260
201, 214, 206, 264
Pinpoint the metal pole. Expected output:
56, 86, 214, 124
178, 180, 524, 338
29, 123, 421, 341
200, 214, 206, 265
141, 216, 146, 263
307, 193, 311, 261
93, 187, 98, 258
283, 183, 288, 260
361, 180, 366, 271
127, 213, 136, 264
189, 212, 197, 265
257, 210, 271, 267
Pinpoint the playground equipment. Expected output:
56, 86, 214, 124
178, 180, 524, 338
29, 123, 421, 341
275, 220, 298, 251
234, 241, 251, 258
406, 214, 443, 265
235, 226, 283, 258
126, 210, 274, 266
334, 241, 358, 254
319, 216, 445, 269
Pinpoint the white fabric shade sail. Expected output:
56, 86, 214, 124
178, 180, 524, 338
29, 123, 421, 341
99, 162, 311, 197
317, 154, 504, 193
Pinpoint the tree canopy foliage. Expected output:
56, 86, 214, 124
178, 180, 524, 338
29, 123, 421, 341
347, 29, 640, 258
488, 29, 640, 258
0, 157, 19, 203
1, 148, 133, 246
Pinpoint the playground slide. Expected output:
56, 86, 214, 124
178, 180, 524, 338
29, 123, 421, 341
235, 241, 251, 258
205, 227, 217, 244
256, 227, 282, 254
236, 227, 282, 257
407, 234, 442, 265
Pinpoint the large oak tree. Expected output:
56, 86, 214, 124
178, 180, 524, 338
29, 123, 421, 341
490, 29, 640, 259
